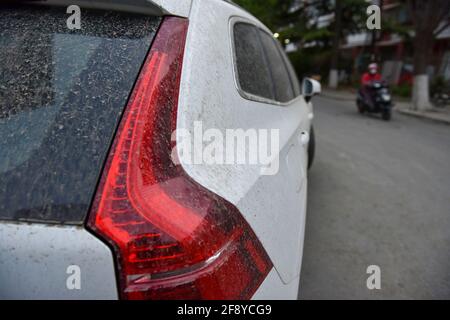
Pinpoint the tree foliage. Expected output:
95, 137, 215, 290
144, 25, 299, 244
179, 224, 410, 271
234, 0, 368, 48
404, 0, 450, 75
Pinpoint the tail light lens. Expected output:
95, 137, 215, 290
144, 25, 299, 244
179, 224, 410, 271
87, 17, 272, 300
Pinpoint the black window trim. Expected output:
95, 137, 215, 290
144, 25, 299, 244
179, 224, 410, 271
229, 16, 303, 106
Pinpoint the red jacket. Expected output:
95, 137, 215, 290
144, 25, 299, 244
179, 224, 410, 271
361, 73, 381, 86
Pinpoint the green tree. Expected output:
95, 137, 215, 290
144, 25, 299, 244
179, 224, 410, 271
325, 0, 368, 88
235, 0, 369, 85
233, 0, 281, 30
404, 0, 450, 110
234, 0, 323, 42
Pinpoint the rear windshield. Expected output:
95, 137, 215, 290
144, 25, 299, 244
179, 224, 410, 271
0, 5, 161, 224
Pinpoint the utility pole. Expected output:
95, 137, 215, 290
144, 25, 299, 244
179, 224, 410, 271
371, 0, 383, 62
329, 0, 342, 89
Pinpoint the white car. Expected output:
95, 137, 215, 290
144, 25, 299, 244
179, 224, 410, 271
0, 0, 320, 299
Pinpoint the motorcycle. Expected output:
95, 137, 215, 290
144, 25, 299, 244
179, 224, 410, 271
356, 81, 393, 121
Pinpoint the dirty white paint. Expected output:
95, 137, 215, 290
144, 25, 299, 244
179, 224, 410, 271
0, 223, 117, 299
150, 0, 192, 17
253, 268, 300, 299
177, 0, 313, 289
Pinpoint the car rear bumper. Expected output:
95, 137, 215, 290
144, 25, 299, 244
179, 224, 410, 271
0, 222, 118, 299
252, 268, 300, 300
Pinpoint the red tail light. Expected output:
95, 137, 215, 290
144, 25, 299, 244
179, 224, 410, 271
87, 17, 272, 300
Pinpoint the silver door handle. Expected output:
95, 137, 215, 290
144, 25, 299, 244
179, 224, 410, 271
300, 131, 310, 146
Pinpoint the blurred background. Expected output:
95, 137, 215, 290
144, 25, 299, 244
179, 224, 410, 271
235, 0, 450, 111
234, 0, 450, 299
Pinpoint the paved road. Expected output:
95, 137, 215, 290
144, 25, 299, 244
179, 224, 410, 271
298, 95, 450, 299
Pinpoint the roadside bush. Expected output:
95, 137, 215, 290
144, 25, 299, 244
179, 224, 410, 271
430, 76, 450, 96
392, 84, 412, 98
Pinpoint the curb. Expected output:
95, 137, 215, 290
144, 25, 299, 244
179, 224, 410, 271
321, 90, 450, 125
396, 108, 450, 126
321, 92, 355, 101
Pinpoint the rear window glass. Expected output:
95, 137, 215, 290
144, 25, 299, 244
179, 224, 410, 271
0, 5, 161, 224
233, 23, 275, 100
258, 30, 294, 102
281, 50, 301, 97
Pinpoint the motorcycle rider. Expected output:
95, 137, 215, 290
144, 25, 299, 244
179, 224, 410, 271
360, 63, 382, 109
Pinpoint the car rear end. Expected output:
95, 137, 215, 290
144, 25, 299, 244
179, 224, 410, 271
0, 1, 275, 300
0, 2, 164, 299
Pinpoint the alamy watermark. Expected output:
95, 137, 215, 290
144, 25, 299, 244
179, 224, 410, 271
171, 122, 281, 176
66, 4, 381, 31
366, 265, 381, 290
367, 4, 381, 30
66, 5, 81, 30
66, 264, 81, 290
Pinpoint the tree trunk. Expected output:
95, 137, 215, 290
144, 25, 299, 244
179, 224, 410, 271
328, 69, 339, 89
411, 31, 433, 111
412, 75, 430, 111
406, 0, 450, 111
328, 0, 342, 89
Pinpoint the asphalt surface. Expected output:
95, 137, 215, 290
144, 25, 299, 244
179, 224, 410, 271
298, 95, 450, 299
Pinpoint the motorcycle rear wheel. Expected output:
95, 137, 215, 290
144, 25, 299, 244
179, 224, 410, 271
357, 100, 365, 114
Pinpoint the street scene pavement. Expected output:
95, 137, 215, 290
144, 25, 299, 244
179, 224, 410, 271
299, 94, 450, 299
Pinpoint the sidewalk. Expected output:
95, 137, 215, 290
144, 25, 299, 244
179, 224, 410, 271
322, 89, 450, 125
